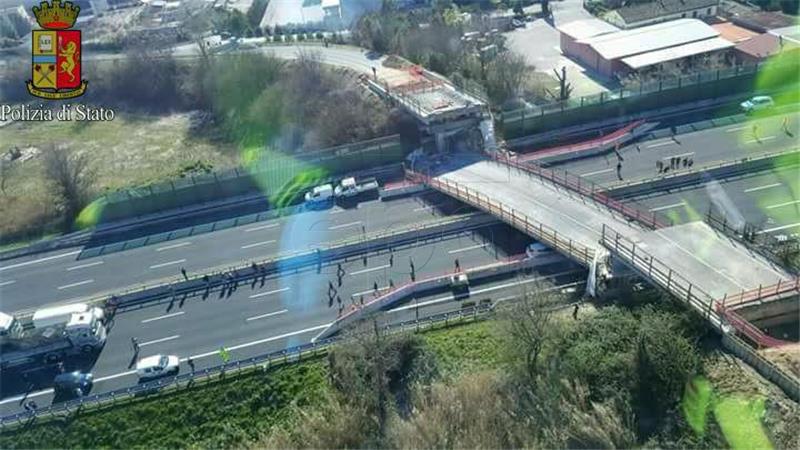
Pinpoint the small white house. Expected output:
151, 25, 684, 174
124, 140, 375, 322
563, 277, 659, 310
604, 0, 719, 29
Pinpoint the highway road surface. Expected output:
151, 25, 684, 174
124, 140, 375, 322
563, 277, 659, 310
0, 224, 584, 417
0, 193, 467, 313
547, 112, 799, 187
630, 165, 800, 235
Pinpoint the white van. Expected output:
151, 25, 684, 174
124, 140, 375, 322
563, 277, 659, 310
304, 184, 334, 205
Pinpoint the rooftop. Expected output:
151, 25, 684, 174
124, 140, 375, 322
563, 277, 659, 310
769, 25, 800, 44
579, 18, 719, 60
735, 32, 800, 58
616, 0, 719, 24
622, 37, 733, 69
711, 21, 758, 43
557, 18, 619, 40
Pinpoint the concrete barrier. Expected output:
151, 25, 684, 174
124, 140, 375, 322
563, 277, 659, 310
606, 148, 800, 200
314, 253, 564, 340
722, 333, 800, 402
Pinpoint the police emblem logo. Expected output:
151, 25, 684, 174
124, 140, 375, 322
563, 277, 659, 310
27, 0, 88, 100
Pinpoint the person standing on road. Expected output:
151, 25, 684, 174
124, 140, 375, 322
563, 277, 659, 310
616, 162, 623, 181
180, 267, 188, 281
131, 337, 139, 356
389, 250, 394, 267
454, 258, 461, 272
187, 357, 195, 373
752, 123, 760, 141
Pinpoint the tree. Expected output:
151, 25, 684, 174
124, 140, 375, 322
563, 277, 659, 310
484, 51, 528, 107
42, 145, 95, 229
547, 65, 573, 101
498, 279, 559, 381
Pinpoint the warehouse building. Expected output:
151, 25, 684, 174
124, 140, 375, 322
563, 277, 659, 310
559, 18, 734, 78
603, 0, 720, 29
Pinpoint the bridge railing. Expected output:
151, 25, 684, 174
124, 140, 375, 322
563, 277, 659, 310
719, 278, 800, 309
600, 224, 720, 327
715, 304, 794, 348
406, 169, 595, 267
488, 155, 671, 230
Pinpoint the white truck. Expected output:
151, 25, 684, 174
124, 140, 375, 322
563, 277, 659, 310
305, 177, 380, 205
0, 303, 107, 373
333, 177, 379, 198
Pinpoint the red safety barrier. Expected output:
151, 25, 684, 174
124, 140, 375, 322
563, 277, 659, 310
716, 303, 793, 348
517, 120, 646, 162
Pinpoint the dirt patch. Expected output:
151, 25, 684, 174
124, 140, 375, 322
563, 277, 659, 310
762, 344, 800, 379
703, 349, 799, 450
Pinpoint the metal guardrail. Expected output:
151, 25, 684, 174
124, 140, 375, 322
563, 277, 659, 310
14, 213, 493, 318
718, 278, 800, 310
406, 169, 595, 267
706, 207, 800, 276
0, 304, 493, 429
487, 155, 670, 229
600, 224, 800, 400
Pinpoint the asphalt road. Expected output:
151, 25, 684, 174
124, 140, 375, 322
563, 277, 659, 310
547, 112, 799, 187
0, 224, 584, 416
0, 193, 467, 313
629, 165, 800, 236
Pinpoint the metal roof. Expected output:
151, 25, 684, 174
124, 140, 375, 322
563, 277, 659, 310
616, 0, 719, 24
557, 18, 619, 40
621, 37, 734, 69
578, 19, 720, 60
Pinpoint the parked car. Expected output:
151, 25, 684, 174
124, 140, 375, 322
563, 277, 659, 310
740, 95, 774, 113
511, 18, 525, 29
136, 354, 180, 381
53, 371, 93, 398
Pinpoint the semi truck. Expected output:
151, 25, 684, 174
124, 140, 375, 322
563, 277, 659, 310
0, 303, 107, 373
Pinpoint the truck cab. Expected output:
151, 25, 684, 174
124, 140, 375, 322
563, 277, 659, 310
304, 184, 334, 206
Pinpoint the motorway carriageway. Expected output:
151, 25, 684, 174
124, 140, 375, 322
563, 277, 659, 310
0, 193, 470, 313
547, 112, 798, 188
629, 165, 800, 235
0, 223, 585, 416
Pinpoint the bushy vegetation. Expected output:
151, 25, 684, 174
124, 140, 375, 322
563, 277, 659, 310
1, 286, 791, 449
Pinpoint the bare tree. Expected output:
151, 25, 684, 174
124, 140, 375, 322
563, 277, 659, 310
43, 145, 95, 228
485, 52, 529, 107
498, 279, 563, 382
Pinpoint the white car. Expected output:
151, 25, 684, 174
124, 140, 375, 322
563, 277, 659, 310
304, 184, 334, 205
526, 242, 551, 258
136, 354, 180, 380
740, 95, 774, 113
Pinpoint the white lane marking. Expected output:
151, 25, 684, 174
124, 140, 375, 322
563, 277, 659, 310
149, 259, 186, 269
758, 221, 800, 234
156, 242, 192, 252
141, 311, 185, 324
246, 309, 289, 322
250, 287, 291, 299
57, 279, 94, 290
0, 250, 81, 272
766, 199, 800, 210
389, 271, 580, 313
66, 260, 104, 271
139, 335, 180, 347
245, 223, 279, 232
649, 202, 686, 212
329, 208, 347, 215
580, 168, 613, 177
241, 240, 276, 249
647, 141, 676, 149
189, 323, 331, 359
0, 280, 16, 287
352, 286, 390, 297
329, 221, 362, 230
744, 182, 781, 193
448, 243, 489, 254
0, 324, 333, 406
725, 125, 748, 132
745, 135, 776, 144
662, 151, 694, 160
349, 264, 390, 276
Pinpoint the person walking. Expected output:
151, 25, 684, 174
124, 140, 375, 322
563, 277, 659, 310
373, 281, 379, 293
454, 258, 461, 272
131, 337, 139, 356
656, 160, 663, 173
180, 267, 188, 281
389, 250, 394, 267
187, 357, 195, 373
616, 161, 623, 181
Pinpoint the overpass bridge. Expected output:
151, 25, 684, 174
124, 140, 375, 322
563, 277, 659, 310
406, 154, 799, 342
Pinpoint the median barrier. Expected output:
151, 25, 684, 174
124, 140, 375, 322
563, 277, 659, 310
606, 148, 800, 200
11, 213, 499, 319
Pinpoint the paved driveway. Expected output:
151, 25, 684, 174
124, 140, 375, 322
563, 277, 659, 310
505, 0, 615, 98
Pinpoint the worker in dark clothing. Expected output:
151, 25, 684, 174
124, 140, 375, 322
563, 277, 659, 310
454, 258, 460, 272
616, 162, 623, 180
573, 304, 579, 320
180, 267, 188, 281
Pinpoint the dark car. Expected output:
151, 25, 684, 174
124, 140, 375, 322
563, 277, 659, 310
53, 371, 93, 399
